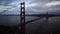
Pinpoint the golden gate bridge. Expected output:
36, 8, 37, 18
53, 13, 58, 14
0, 2, 60, 34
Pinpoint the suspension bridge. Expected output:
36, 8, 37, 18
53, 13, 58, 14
0, 2, 60, 34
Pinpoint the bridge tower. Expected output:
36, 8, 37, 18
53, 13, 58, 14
20, 2, 26, 34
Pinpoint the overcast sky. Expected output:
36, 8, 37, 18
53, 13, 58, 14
0, 0, 60, 14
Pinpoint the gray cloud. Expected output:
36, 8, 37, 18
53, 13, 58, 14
0, 0, 16, 6
0, 0, 60, 14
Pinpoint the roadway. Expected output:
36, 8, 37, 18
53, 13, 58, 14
0, 16, 60, 34
26, 16, 60, 34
